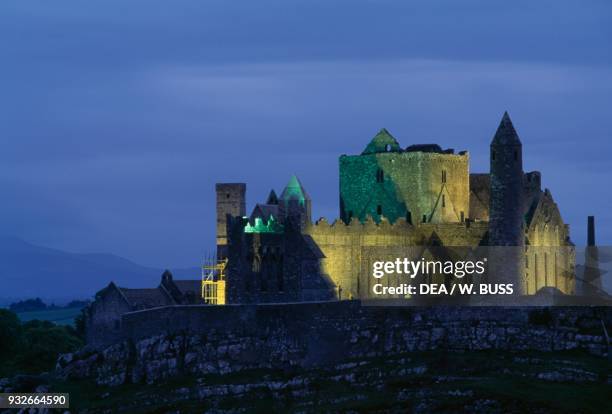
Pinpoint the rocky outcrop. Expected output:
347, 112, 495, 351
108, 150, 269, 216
58, 303, 611, 386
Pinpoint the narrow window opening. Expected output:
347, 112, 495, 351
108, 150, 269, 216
441, 170, 447, 183
422, 214, 427, 223
226, 193, 230, 199
514, 151, 518, 161
534, 254, 538, 284
442, 194, 446, 208
460, 211, 464, 222
544, 252, 548, 284
406, 211, 412, 224
376, 168, 384, 183
376, 205, 382, 215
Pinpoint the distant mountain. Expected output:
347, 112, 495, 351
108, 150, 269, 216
0, 236, 200, 303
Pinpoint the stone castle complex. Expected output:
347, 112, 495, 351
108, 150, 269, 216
86, 113, 592, 346
221, 113, 575, 304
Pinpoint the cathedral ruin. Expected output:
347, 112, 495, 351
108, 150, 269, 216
219, 113, 576, 304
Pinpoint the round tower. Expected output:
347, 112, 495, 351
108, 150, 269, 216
488, 112, 525, 294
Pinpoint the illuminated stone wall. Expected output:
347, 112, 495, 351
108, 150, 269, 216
226, 191, 575, 302
305, 218, 488, 300
524, 190, 575, 295
339, 151, 470, 225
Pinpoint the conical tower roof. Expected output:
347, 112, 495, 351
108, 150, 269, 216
280, 175, 310, 203
266, 189, 279, 205
491, 111, 521, 146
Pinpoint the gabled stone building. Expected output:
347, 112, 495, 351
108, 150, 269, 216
85, 270, 202, 347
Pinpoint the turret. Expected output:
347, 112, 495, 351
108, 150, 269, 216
583, 215, 602, 296
266, 189, 279, 205
279, 175, 311, 229
588, 216, 596, 247
488, 112, 525, 294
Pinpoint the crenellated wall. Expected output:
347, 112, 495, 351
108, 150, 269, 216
305, 218, 488, 299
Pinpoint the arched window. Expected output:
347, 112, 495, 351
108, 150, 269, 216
376, 168, 384, 183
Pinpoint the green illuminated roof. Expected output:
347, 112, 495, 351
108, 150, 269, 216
280, 175, 310, 205
362, 128, 401, 154
244, 215, 284, 234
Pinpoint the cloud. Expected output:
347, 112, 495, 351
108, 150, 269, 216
1, 1, 611, 267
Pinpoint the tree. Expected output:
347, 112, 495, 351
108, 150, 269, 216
17, 320, 82, 373
73, 307, 88, 340
0, 310, 83, 376
66, 300, 90, 309
9, 298, 47, 313
0, 309, 22, 357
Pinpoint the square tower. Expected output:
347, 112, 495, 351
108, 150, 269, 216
216, 183, 246, 260
339, 129, 469, 225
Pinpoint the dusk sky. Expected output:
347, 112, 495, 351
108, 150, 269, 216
1, 1, 611, 268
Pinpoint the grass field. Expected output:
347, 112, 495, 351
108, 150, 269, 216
17, 307, 82, 326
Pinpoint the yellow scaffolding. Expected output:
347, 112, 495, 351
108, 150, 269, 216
202, 258, 227, 305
